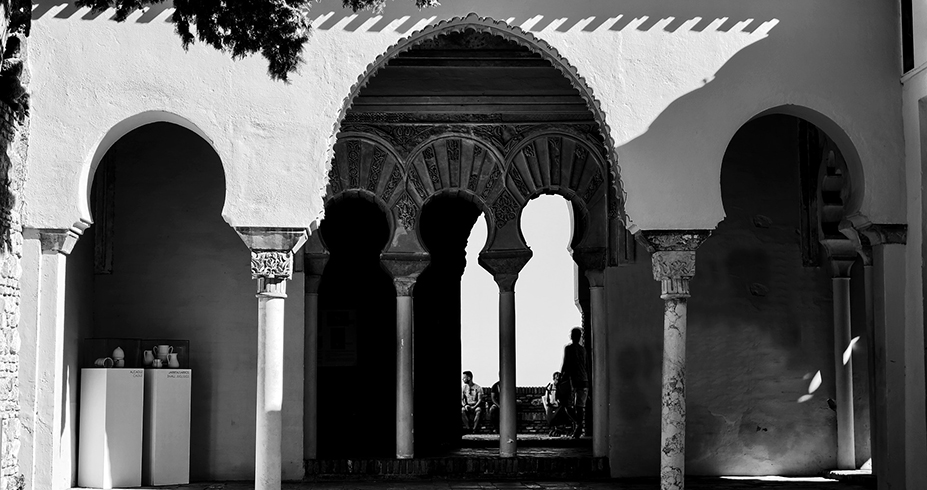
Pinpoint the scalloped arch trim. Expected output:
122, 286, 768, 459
329, 13, 626, 223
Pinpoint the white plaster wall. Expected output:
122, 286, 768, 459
25, 0, 905, 233
899, 66, 927, 489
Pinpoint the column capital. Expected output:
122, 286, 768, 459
381, 252, 430, 297
574, 248, 606, 287
637, 230, 710, 300
478, 249, 532, 292
838, 223, 873, 266
305, 253, 329, 294
820, 238, 858, 278
236, 227, 308, 296
24, 227, 82, 255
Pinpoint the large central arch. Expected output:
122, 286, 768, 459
329, 13, 625, 233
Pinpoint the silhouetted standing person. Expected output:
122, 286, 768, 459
560, 327, 588, 438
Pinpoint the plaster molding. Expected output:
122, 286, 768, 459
858, 223, 907, 246
637, 230, 712, 253
24, 228, 81, 255
478, 249, 533, 292
234, 227, 308, 253
331, 13, 625, 228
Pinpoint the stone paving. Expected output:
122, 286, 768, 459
109, 476, 872, 490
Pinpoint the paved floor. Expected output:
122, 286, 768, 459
103, 477, 872, 490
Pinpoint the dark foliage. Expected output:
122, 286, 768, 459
71, 0, 440, 82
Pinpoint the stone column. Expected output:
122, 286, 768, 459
304, 251, 327, 460
640, 231, 709, 490
382, 253, 429, 459
574, 248, 608, 457
479, 250, 532, 458
821, 240, 857, 470
237, 228, 307, 490
22, 228, 81, 490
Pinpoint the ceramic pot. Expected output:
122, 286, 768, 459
154, 345, 173, 361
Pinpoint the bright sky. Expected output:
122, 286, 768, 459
460, 194, 582, 387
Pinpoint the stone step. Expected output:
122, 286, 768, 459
304, 456, 610, 479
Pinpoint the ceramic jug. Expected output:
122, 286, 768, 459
154, 344, 173, 361
143, 350, 155, 366
167, 353, 180, 368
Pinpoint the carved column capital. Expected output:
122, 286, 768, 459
638, 230, 711, 300
236, 227, 309, 296
381, 252, 430, 297
25, 228, 82, 255
478, 249, 532, 293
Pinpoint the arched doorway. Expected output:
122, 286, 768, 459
308, 20, 619, 469
62, 121, 272, 481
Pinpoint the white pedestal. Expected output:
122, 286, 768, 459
78, 368, 145, 489
143, 369, 191, 485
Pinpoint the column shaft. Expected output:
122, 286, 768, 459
304, 291, 319, 460
590, 285, 608, 458
863, 265, 884, 480
499, 290, 517, 458
396, 295, 414, 459
660, 296, 687, 490
832, 277, 856, 469
256, 280, 286, 490
35, 250, 68, 490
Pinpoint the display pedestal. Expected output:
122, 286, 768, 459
143, 369, 191, 485
78, 368, 144, 489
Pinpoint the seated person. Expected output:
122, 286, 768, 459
542, 372, 563, 436
488, 380, 501, 433
461, 370, 484, 432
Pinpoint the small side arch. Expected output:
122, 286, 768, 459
77, 110, 222, 230
747, 104, 865, 222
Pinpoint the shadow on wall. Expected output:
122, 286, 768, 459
31, 0, 777, 36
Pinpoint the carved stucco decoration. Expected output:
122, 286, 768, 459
339, 121, 602, 162
328, 137, 404, 203
366, 147, 387, 193
394, 192, 419, 231
651, 251, 696, 282
330, 13, 626, 225
506, 133, 606, 205
251, 250, 293, 279
492, 190, 519, 229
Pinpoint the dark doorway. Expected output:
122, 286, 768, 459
317, 197, 396, 458
414, 195, 482, 455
